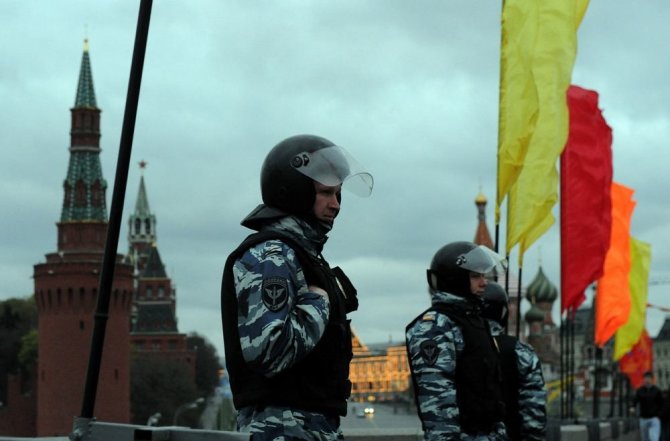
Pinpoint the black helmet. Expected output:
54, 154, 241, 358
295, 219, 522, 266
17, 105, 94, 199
242, 134, 373, 229
481, 281, 509, 326
427, 241, 499, 297
262, 134, 335, 215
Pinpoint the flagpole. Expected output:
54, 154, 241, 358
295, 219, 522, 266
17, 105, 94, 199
571, 311, 578, 421
516, 265, 523, 338
559, 311, 565, 420
494, 0, 505, 256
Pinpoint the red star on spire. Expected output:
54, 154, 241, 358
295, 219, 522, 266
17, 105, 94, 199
139, 160, 147, 169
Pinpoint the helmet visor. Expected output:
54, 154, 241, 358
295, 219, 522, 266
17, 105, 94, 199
291, 145, 374, 197
456, 245, 507, 275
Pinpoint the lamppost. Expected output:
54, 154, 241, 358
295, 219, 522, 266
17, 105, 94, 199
173, 397, 205, 426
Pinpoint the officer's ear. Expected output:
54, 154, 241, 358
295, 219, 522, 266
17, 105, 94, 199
426, 270, 438, 291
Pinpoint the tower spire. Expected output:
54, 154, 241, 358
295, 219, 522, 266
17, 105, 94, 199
128, 161, 158, 273
473, 190, 494, 249
59, 39, 107, 247
75, 38, 97, 108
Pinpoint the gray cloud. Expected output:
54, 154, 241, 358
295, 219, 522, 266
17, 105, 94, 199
2, 1, 669, 358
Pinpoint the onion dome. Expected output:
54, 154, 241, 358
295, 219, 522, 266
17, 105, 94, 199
525, 304, 545, 323
525, 266, 558, 303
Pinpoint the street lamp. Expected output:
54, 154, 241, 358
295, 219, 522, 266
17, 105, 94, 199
173, 397, 205, 426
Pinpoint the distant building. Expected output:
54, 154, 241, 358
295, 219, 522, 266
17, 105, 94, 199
653, 317, 670, 389
524, 267, 560, 380
349, 332, 410, 402
0, 40, 192, 437
33, 39, 132, 436
127, 163, 195, 376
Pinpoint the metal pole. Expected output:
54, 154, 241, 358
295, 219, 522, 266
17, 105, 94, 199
607, 361, 618, 418
568, 309, 575, 421
593, 346, 602, 419
516, 266, 523, 338
560, 311, 565, 420
79, 0, 153, 420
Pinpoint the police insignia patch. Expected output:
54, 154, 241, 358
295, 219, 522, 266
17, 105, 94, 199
261, 278, 289, 312
420, 340, 439, 366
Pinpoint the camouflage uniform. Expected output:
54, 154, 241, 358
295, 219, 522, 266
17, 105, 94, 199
488, 321, 547, 441
405, 291, 507, 441
231, 216, 344, 441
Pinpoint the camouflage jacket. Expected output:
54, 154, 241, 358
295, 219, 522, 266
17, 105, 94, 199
488, 321, 547, 441
231, 216, 343, 440
405, 291, 507, 441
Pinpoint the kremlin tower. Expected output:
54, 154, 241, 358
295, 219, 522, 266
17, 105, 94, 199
127, 164, 193, 373
32, 40, 132, 435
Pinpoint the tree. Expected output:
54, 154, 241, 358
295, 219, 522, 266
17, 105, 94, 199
0, 296, 37, 401
130, 355, 200, 427
187, 333, 222, 398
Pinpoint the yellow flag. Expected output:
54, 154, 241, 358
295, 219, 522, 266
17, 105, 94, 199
496, 0, 540, 224
614, 238, 652, 360
503, 0, 590, 257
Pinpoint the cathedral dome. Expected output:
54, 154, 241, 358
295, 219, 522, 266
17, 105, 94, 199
525, 266, 558, 303
525, 304, 545, 323
475, 191, 487, 204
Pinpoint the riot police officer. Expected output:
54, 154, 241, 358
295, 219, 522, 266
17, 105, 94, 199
482, 281, 547, 441
221, 134, 373, 440
405, 241, 507, 440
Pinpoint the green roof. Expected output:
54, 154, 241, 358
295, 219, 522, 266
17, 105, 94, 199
74, 39, 97, 108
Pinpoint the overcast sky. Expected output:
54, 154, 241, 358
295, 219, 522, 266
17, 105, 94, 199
1, 1, 669, 359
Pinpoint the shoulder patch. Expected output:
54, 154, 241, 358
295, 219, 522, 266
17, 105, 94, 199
261, 277, 289, 312
420, 339, 439, 366
421, 311, 436, 321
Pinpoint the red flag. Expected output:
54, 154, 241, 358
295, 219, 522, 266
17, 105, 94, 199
560, 85, 613, 312
619, 330, 654, 389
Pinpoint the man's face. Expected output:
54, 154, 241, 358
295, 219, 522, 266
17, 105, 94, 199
313, 181, 341, 224
469, 272, 488, 295
644, 374, 653, 386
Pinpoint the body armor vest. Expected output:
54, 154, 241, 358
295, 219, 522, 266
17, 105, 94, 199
407, 302, 505, 434
221, 230, 355, 416
434, 303, 505, 434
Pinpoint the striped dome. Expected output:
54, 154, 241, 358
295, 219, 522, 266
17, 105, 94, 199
524, 304, 545, 323
525, 266, 558, 303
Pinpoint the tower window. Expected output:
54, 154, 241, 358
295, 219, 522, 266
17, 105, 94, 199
64, 183, 72, 206
135, 218, 141, 235
145, 219, 151, 235
75, 180, 86, 206
92, 180, 102, 207
80, 320, 85, 330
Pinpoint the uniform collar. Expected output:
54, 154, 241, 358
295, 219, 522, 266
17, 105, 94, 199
263, 216, 328, 255
431, 290, 483, 313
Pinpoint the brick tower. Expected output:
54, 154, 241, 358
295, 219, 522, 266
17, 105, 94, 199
128, 163, 194, 374
33, 40, 133, 436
